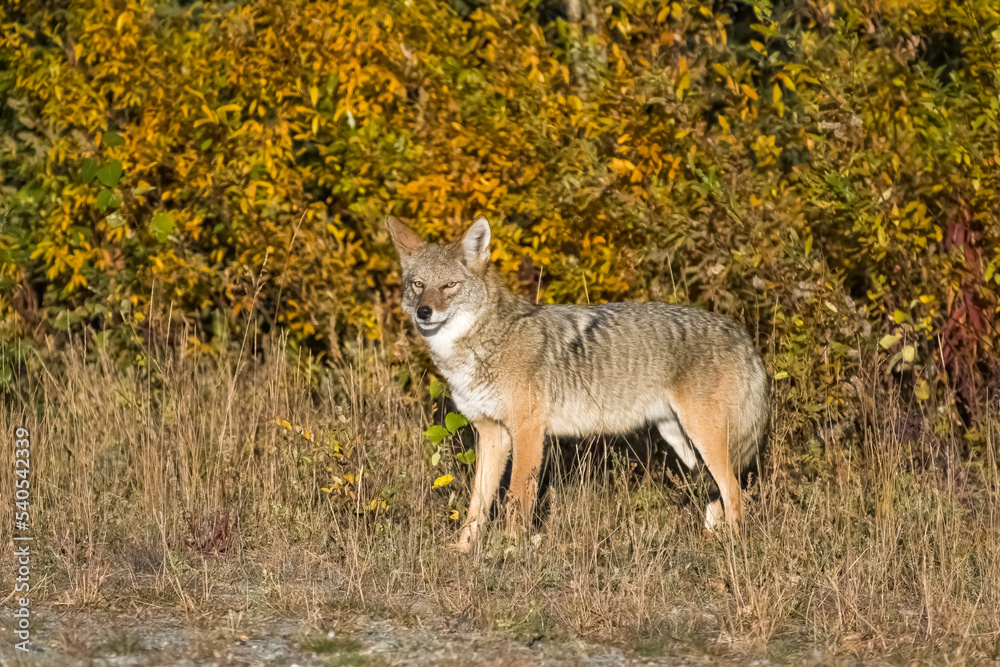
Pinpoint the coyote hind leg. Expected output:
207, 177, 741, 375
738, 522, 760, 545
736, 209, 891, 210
670, 395, 743, 532
656, 416, 698, 470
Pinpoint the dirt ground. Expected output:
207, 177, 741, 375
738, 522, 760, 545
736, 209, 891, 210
0, 607, 750, 667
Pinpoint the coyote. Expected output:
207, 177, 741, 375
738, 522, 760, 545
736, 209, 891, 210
388, 216, 769, 552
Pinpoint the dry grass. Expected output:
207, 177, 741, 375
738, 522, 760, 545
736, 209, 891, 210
1, 335, 999, 664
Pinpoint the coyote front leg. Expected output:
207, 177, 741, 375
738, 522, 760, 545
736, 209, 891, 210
454, 419, 510, 552
504, 402, 547, 538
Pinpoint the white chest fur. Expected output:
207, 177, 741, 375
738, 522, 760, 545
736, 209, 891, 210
422, 313, 501, 421
444, 366, 501, 422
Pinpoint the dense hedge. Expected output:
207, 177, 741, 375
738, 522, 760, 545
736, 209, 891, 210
1, 0, 998, 434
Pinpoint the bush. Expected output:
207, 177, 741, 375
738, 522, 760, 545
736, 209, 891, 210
1, 0, 998, 437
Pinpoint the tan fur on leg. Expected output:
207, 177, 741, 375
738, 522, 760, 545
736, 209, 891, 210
454, 419, 511, 552
671, 383, 744, 532
504, 390, 547, 538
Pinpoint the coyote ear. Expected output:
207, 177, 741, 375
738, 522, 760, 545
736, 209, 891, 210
386, 216, 424, 260
461, 216, 492, 270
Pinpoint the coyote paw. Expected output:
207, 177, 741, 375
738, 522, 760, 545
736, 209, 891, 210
450, 524, 477, 553
703, 500, 744, 537
703, 499, 725, 533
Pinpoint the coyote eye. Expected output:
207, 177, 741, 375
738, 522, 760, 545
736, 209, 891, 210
412, 280, 424, 289
444, 281, 457, 288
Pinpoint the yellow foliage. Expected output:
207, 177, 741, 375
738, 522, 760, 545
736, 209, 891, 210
0, 0, 997, 426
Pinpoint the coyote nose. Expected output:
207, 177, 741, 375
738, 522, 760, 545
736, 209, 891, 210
416, 305, 432, 321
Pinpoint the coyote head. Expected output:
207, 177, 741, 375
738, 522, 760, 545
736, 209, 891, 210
387, 216, 492, 337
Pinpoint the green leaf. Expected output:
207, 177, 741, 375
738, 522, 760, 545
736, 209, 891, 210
879, 334, 901, 350
455, 449, 476, 465
150, 210, 175, 242
106, 212, 126, 228
429, 377, 446, 399
53, 309, 76, 331
102, 131, 124, 147
96, 188, 121, 211
80, 158, 99, 184
430, 451, 441, 467
96, 189, 113, 211
445, 412, 468, 433
423, 425, 451, 443
773, 371, 789, 380
96, 160, 123, 188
